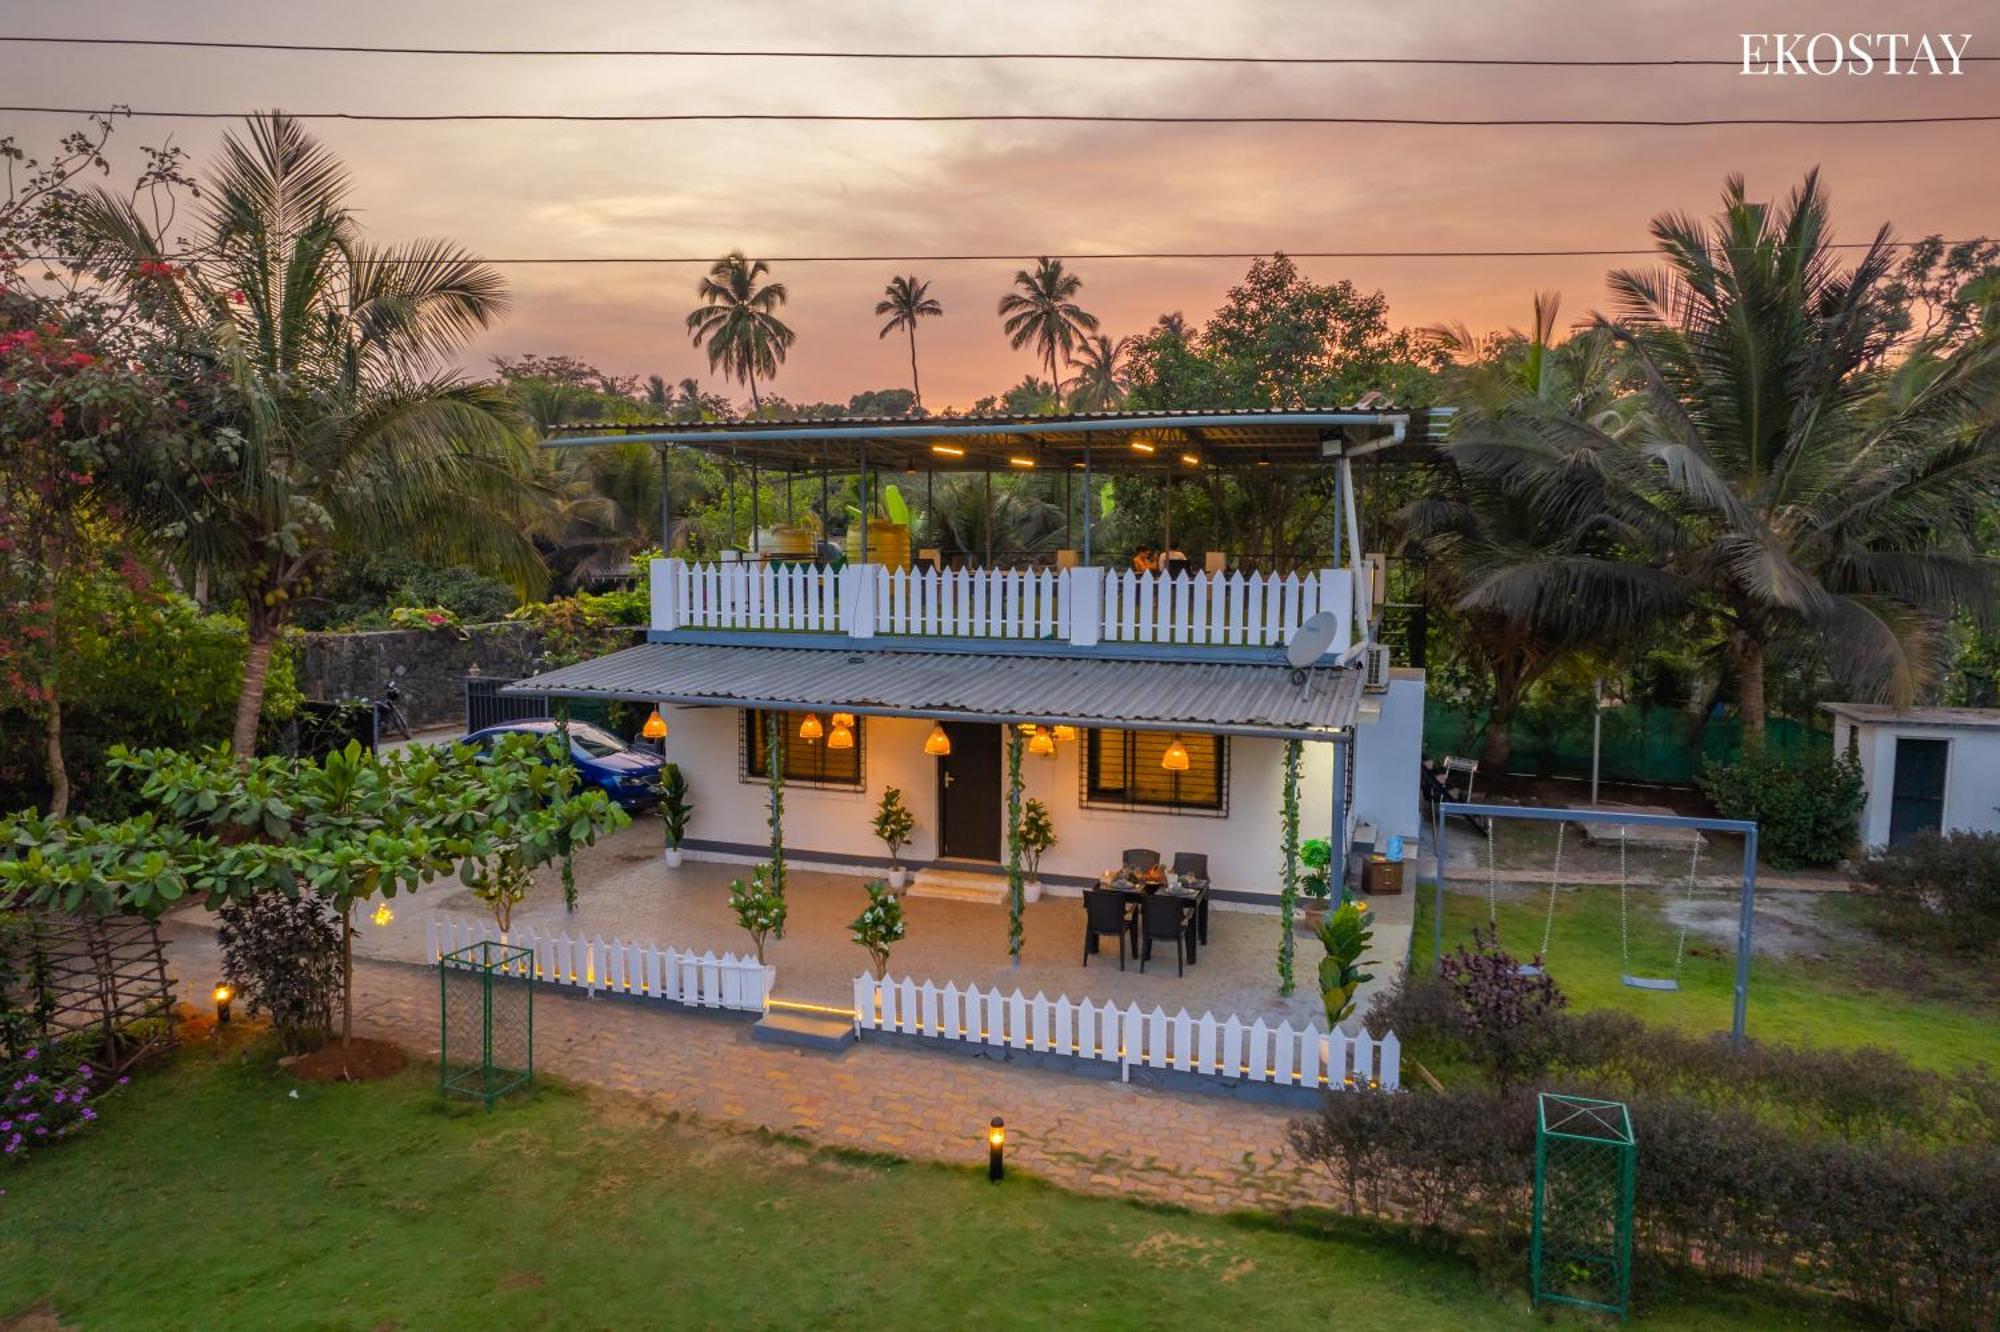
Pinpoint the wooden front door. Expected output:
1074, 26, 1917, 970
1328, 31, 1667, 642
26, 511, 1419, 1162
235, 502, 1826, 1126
1888, 736, 1948, 845
937, 722, 1003, 861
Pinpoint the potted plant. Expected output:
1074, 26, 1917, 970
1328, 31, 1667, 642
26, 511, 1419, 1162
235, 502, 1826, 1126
849, 878, 907, 980
656, 763, 691, 867
1019, 798, 1056, 903
873, 786, 916, 890
1316, 901, 1376, 1031
1298, 837, 1333, 933
726, 864, 786, 965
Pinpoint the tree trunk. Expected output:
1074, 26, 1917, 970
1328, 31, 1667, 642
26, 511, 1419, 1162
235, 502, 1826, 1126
340, 899, 355, 1051
1479, 656, 1529, 775
1735, 636, 1768, 743
192, 561, 210, 608
747, 367, 761, 417
231, 618, 281, 761
907, 327, 922, 410
43, 698, 70, 817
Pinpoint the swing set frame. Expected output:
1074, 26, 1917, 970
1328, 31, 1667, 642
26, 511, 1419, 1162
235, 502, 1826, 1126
1435, 802, 1761, 1048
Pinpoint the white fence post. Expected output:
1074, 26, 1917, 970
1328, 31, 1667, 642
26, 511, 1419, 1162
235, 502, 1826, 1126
652, 557, 681, 632
1066, 567, 1103, 647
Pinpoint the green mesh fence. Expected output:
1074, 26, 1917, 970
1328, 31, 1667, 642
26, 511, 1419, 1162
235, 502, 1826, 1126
1533, 1093, 1636, 1320
1424, 703, 1827, 786
439, 941, 534, 1109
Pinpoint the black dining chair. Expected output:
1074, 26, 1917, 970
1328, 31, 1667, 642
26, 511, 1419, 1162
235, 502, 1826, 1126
1082, 889, 1136, 970
1139, 896, 1190, 976
1171, 852, 1208, 882
1122, 848, 1161, 872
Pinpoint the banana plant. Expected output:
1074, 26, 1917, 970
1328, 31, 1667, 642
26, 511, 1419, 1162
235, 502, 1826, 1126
1316, 903, 1376, 1029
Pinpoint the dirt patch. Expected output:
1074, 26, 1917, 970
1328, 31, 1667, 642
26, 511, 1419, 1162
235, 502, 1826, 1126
285, 1038, 409, 1083
1664, 892, 1866, 960
497, 1272, 545, 1291
1, 1302, 70, 1332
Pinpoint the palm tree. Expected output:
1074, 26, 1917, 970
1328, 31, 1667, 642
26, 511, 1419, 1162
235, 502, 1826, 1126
997, 258, 1098, 407
1458, 174, 2000, 736
77, 113, 536, 758
686, 252, 794, 415
1065, 334, 1134, 412
875, 275, 943, 410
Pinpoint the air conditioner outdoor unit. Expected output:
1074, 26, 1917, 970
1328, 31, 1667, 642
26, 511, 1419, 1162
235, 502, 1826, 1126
1362, 642, 1391, 693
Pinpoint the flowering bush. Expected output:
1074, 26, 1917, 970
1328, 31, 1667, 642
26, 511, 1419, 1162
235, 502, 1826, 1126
849, 878, 907, 979
727, 864, 786, 965
386, 604, 468, 639
2, 1046, 120, 1164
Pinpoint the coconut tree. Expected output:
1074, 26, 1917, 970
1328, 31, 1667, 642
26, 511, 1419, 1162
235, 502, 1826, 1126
1605, 174, 2000, 732
73, 112, 537, 759
875, 274, 942, 410
998, 258, 1098, 407
686, 252, 794, 416
1066, 334, 1135, 412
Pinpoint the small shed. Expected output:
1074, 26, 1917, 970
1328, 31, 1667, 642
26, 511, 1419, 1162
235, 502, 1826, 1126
1822, 703, 2000, 847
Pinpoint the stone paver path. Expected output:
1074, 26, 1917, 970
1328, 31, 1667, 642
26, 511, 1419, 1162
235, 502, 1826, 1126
161, 923, 1338, 1215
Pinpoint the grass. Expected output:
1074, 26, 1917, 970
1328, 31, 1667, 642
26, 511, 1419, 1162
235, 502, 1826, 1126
1415, 885, 1999, 1072
0, 1036, 1852, 1330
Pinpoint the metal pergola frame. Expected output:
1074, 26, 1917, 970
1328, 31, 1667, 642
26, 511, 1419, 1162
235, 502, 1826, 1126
1435, 802, 1761, 1047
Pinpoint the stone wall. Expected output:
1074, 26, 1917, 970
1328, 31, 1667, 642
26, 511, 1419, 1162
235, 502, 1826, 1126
294, 622, 546, 730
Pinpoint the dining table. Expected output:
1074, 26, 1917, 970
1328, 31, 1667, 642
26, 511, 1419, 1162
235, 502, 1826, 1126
1095, 866, 1210, 965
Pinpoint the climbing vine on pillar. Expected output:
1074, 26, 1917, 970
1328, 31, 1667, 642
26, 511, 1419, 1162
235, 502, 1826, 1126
1005, 726, 1025, 965
766, 709, 787, 935
1279, 737, 1302, 995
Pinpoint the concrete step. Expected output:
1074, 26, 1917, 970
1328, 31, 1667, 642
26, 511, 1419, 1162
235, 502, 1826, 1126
752, 1008, 856, 1052
908, 869, 1008, 904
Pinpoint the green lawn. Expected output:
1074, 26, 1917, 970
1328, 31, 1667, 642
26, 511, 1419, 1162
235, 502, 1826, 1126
1, 1039, 1848, 1330
1416, 885, 1999, 1072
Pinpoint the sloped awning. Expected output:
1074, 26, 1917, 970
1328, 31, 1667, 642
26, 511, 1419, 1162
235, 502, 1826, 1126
505, 641, 1360, 740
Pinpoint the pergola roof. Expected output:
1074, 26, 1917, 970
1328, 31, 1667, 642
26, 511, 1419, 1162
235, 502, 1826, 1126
507, 640, 1362, 740
541, 406, 1451, 473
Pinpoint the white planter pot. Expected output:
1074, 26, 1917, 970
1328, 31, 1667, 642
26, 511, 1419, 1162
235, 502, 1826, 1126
887, 866, 908, 890
1024, 878, 1043, 904
663, 846, 684, 869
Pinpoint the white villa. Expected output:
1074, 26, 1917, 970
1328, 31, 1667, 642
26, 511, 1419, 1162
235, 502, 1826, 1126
513, 409, 1437, 909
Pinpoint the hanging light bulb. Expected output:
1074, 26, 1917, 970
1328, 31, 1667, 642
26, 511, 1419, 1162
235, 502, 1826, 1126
1015, 722, 1040, 735
924, 722, 952, 756
1027, 727, 1055, 757
831, 712, 855, 729
827, 721, 854, 750
798, 713, 824, 742
1161, 734, 1191, 771
641, 708, 668, 741
1051, 724, 1078, 743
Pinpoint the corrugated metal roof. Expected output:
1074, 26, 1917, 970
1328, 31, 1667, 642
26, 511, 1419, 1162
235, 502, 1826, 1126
507, 642, 1359, 737
1821, 703, 2000, 729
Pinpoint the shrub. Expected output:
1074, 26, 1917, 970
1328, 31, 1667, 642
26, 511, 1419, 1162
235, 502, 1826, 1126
849, 879, 906, 979
1, 1045, 118, 1165
1435, 926, 1566, 1091
1696, 747, 1862, 869
216, 892, 344, 1053
727, 864, 786, 964
1851, 828, 2000, 951
1289, 1085, 2000, 1329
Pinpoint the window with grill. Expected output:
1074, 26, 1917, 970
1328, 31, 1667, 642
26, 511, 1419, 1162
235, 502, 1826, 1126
1082, 729, 1227, 814
741, 709, 865, 788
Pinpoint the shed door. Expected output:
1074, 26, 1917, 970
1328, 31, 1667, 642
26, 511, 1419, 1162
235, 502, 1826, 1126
1887, 736, 1948, 846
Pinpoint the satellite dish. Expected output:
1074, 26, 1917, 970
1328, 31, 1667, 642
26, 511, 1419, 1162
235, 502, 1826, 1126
1284, 612, 1341, 671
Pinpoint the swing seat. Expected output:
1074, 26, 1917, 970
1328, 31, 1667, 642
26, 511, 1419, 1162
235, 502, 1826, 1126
1515, 963, 1544, 977
1620, 974, 1680, 991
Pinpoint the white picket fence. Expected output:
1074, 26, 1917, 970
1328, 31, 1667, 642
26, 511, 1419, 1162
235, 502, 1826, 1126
1096, 567, 1338, 647
852, 974, 1399, 1092
652, 557, 1353, 654
426, 917, 773, 1013
875, 565, 1068, 639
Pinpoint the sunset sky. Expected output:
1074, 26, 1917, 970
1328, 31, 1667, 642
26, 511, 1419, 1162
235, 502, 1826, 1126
4, 1, 1994, 407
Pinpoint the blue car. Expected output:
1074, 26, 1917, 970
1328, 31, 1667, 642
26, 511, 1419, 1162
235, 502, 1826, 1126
458, 719, 665, 811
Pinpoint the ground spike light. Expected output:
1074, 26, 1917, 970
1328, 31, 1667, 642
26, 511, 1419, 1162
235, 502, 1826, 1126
988, 1116, 1006, 1181
213, 983, 233, 1025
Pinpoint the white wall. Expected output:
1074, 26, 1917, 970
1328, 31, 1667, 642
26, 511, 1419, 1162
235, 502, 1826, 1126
1838, 718, 2000, 847
655, 675, 1427, 901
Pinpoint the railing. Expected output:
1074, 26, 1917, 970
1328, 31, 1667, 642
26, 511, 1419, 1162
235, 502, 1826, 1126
426, 917, 773, 1013
852, 974, 1400, 1092
652, 558, 1352, 654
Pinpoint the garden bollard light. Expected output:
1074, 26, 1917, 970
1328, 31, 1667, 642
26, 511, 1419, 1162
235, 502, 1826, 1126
214, 983, 233, 1025
988, 1117, 1005, 1182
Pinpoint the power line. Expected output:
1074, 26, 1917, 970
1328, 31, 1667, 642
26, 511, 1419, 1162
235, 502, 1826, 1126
21, 242, 1979, 266
3, 105, 1996, 127
3, 35, 1993, 67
